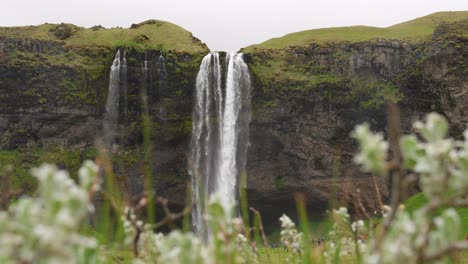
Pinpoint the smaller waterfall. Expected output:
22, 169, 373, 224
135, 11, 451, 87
103, 50, 121, 149
157, 55, 167, 84
121, 51, 128, 116
156, 55, 168, 119
141, 53, 150, 114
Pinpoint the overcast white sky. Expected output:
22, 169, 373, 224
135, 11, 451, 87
2, 0, 467, 52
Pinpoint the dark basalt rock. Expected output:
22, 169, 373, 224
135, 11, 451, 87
242, 23, 467, 223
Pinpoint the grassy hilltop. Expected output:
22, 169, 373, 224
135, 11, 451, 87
245, 11, 468, 51
0, 19, 208, 53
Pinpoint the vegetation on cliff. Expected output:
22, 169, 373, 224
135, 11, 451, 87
247, 49, 403, 111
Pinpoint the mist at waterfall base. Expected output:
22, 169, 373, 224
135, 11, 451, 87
190, 52, 252, 239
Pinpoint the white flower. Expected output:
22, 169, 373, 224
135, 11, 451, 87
78, 160, 99, 191
279, 214, 303, 254
352, 123, 389, 175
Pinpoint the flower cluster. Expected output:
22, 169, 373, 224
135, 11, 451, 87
0, 161, 98, 263
279, 214, 303, 254
145, 231, 207, 264
236, 234, 259, 264
402, 113, 468, 198
351, 113, 468, 263
129, 197, 255, 264
325, 207, 367, 260
366, 208, 460, 264
351, 123, 389, 176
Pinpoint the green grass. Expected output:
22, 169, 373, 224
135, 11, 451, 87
0, 20, 208, 53
258, 245, 362, 264
245, 11, 468, 51
267, 218, 333, 244
258, 248, 298, 263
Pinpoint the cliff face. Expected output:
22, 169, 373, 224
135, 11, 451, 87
0, 22, 208, 196
0, 15, 467, 226
243, 19, 468, 223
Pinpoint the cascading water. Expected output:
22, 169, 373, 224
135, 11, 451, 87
157, 55, 167, 86
141, 53, 150, 114
217, 53, 251, 209
190, 52, 251, 238
121, 51, 128, 116
156, 55, 168, 119
103, 50, 121, 149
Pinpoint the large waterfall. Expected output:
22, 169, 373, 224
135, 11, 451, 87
190, 52, 251, 238
103, 50, 121, 149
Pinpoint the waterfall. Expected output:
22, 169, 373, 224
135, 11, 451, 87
190, 52, 251, 238
141, 53, 150, 115
157, 55, 167, 85
103, 50, 121, 149
156, 55, 168, 119
121, 51, 128, 116
217, 53, 251, 209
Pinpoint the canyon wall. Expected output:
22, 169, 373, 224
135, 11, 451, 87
0, 18, 466, 226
